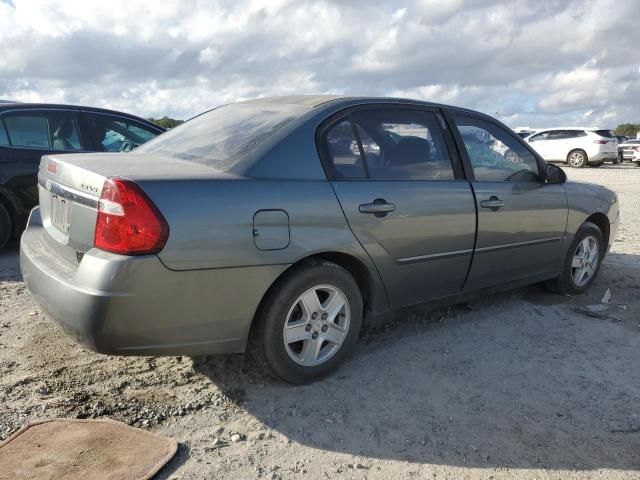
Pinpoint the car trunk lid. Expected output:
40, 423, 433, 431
37, 152, 226, 258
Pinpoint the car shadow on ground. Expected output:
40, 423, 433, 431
0, 244, 21, 282
194, 252, 640, 471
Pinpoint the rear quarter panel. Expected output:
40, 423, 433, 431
140, 178, 390, 314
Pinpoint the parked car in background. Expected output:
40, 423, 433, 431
515, 130, 535, 139
0, 103, 164, 249
526, 128, 617, 167
618, 139, 640, 165
20, 96, 619, 384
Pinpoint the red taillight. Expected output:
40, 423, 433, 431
593, 140, 609, 144
94, 178, 169, 255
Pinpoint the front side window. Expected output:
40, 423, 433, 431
84, 113, 160, 152
48, 112, 82, 151
528, 131, 549, 142
350, 109, 455, 181
0, 121, 8, 146
453, 114, 540, 182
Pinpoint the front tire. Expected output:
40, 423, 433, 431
546, 221, 604, 295
249, 260, 363, 384
0, 203, 11, 251
567, 149, 588, 168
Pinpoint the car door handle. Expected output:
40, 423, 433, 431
359, 201, 396, 215
480, 197, 505, 209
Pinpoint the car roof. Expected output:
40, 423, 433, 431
238, 95, 496, 119
0, 102, 163, 129
535, 127, 612, 132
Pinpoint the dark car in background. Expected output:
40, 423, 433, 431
0, 103, 164, 249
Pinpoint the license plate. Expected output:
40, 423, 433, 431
51, 195, 70, 233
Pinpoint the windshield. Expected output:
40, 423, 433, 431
136, 103, 309, 170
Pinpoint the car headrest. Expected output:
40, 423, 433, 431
389, 136, 431, 165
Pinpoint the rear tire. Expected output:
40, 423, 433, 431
249, 260, 363, 384
567, 149, 588, 168
0, 203, 11, 251
546, 221, 604, 295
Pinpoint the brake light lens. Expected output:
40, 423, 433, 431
593, 140, 609, 144
94, 178, 169, 255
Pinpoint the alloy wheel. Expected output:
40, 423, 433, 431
568, 151, 586, 167
282, 285, 351, 367
571, 235, 599, 287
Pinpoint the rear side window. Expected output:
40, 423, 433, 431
566, 130, 587, 138
1, 111, 82, 150
4, 114, 51, 148
453, 114, 540, 182
325, 119, 366, 179
351, 109, 455, 181
136, 103, 309, 170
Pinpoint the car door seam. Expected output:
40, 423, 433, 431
325, 180, 392, 311
461, 181, 479, 291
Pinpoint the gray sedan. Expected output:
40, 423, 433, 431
20, 96, 619, 384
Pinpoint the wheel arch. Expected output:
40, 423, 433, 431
567, 148, 588, 162
0, 187, 25, 238
584, 212, 610, 253
249, 250, 385, 336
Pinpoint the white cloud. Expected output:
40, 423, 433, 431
0, 0, 638, 127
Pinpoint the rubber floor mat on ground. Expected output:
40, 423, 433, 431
0, 418, 178, 480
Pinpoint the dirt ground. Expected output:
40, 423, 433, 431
1, 164, 639, 480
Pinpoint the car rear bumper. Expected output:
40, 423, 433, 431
20, 208, 289, 356
588, 151, 617, 162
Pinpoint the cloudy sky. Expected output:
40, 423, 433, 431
0, 0, 638, 128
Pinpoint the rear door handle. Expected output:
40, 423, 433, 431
359, 200, 396, 216
480, 196, 504, 209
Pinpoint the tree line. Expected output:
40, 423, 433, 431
615, 124, 640, 137
148, 116, 184, 129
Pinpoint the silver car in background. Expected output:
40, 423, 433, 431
20, 96, 619, 383
618, 139, 640, 165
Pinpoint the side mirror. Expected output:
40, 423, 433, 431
546, 163, 566, 184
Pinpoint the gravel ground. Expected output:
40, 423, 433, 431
1, 164, 639, 480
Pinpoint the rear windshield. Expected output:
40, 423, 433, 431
136, 103, 309, 170
592, 129, 613, 138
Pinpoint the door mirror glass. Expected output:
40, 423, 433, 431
546, 163, 566, 184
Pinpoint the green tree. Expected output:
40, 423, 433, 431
614, 123, 640, 137
148, 116, 184, 129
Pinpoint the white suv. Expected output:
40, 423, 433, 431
525, 128, 617, 167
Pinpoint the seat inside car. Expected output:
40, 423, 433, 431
52, 118, 76, 151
